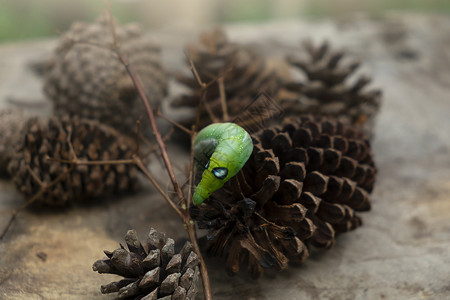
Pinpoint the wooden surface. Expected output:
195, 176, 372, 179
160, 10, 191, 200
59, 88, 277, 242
1, 14, 450, 299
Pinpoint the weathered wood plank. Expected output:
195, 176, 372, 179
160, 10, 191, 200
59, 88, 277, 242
1, 14, 449, 299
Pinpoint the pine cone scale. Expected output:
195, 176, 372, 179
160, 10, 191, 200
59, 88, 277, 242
281, 41, 381, 137
44, 14, 167, 138
94, 229, 200, 299
8, 116, 140, 206
169, 28, 282, 129
192, 116, 377, 277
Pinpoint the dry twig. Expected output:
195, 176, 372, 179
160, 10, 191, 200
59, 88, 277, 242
1, 5, 215, 299
0, 166, 74, 240
103, 4, 214, 299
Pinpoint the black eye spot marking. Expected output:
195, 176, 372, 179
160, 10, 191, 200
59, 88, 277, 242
212, 167, 228, 179
205, 160, 210, 170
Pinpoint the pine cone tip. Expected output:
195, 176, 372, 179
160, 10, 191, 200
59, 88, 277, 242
94, 228, 200, 300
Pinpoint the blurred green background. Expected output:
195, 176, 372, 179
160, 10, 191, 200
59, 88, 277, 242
1, 0, 449, 42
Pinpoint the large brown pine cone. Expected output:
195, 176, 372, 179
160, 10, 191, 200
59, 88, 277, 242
93, 229, 200, 300
191, 116, 376, 278
43, 13, 167, 138
0, 108, 26, 176
279, 41, 381, 137
7, 115, 140, 206
169, 28, 282, 129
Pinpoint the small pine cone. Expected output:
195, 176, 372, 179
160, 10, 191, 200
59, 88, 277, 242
93, 229, 200, 300
7, 115, 140, 206
0, 108, 27, 176
43, 13, 167, 138
280, 41, 381, 137
170, 28, 281, 128
191, 116, 376, 278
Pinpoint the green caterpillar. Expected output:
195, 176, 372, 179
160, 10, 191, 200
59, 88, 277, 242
193, 123, 253, 205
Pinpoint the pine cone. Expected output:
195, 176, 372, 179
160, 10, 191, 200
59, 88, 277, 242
0, 108, 26, 176
7, 115, 140, 206
280, 41, 381, 137
191, 116, 376, 278
93, 229, 200, 300
170, 28, 281, 129
43, 13, 167, 138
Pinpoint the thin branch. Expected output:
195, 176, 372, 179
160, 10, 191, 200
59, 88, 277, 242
66, 126, 78, 160
163, 156, 188, 176
218, 76, 229, 121
186, 131, 197, 210
148, 147, 172, 178
26, 165, 43, 186
193, 73, 209, 128
46, 156, 135, 165
103, 0, 119, 48
187, 55, 207, 90
103, 7, 211, 299
0, 197, 35, 241
59, 40, 112, 60
142, 126, 175, 158
186, 57, 210, 209
157, 109, 192, 135
186, 223, 212, 300
203, 100, 219, 123
180, 174, 194, 191
46, 153, 185, 222
135, 120, 141, 156
133, 157, 184, 221
0, 166, 73, 240
114, 52, 185, 204
186, 57, 211, 209
185, 53, 221, 124
180, 60, 213, 300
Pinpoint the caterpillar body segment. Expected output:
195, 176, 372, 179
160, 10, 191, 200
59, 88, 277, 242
193, 123, 253, 205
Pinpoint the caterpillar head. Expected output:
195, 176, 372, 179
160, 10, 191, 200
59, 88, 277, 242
193, 158, 233, 205
192, 123, 253, 205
